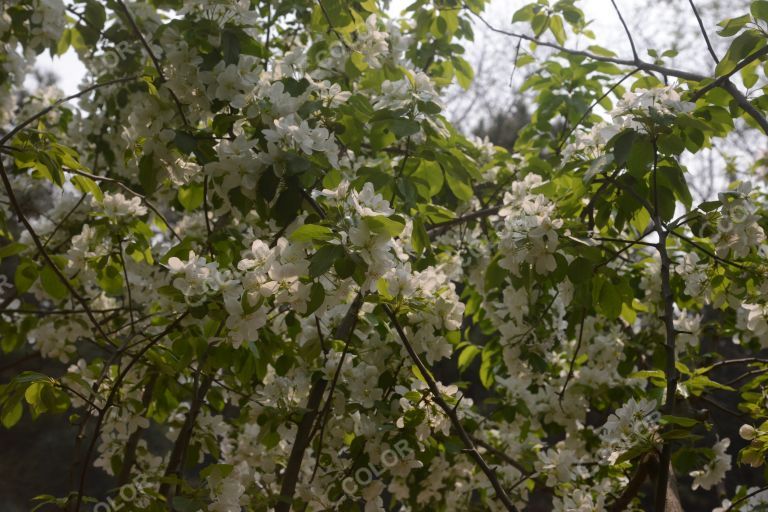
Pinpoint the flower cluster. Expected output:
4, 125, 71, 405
689, 438, 732, 491
497, 173, 564, 276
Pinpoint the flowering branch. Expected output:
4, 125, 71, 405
383, 304, 517, 511
0, 75, 139, 146
114, 0, 189, 126
71, 311, 189, 512
276, 293, 363, 512
0, 159, 118, 349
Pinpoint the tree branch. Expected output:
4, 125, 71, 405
0, 159, 118, 349
114, 0, 189, 126
383, 304, 516, 511
687, 0, 720, 64
70, 311, 188, 512
0, 76, 138, 146
610, 0, 638, 62
275, 293, 363, 512
473, 13, 768, 135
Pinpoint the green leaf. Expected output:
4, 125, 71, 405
598, 281, 622, 319
657, 165, 692, 210
411, 160, 444, 197
411, 216, 430, 256
479, 348, 495, 388
171, 497, 203, 512
612, 130, 637, 167
452, 56, 474, 90
661, 415, 699, 428
174, 131, 198, 154
221, 28, 241, 65
305, 282, 325, 315
40, 265, 68, 301
363, 215, 405, 237
1, 401, 22, 428
56, 28, 72, 55
716, 30, 766, 76
309, 244, 345, 278
139, 154, 159, 194
549, 15, 566, 45
752, 1, 768, 21
84, 0, 106, 29
15, 260, 39, 294
71, 175, 103, 202
290, 224, 335, 242
0, 242, 26, 260
717, 14, 750, 36
512, 5, 535, 22
375, 118, 421, 139
458, 345, 480, 371
13, 372, 53, 384
178, 184, 204, 211
444, 165, 473, 201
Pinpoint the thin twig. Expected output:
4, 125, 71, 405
65, 167, 182, 242
610, 0, 639, 62
669, 229, 748, 270
71, 311, 189, 512
427, 206, 501, 232
688, 0, 719, 64
558, 311, 585, 405
558, 69, 640, 153
0, 159, 118, 349
114, 0, 189, 125
42, 193, 87, 249
725, 484, 768, 511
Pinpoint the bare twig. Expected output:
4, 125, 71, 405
558, 69, 639, 152
610, 0, 639, 62
71, 311, 189, 512
669, 229, 748, 270
66, 167, 182, 242
558, 311, 585, 405
427, 206, 501, 233
687, 0, 720, 64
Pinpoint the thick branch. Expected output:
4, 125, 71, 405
160, 374, 214, 505
608, 453, 656, 512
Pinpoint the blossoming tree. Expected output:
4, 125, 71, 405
1, 0, 768, 510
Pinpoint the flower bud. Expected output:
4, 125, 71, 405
739, 424, 757, 441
